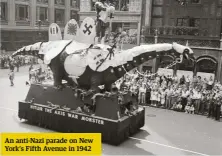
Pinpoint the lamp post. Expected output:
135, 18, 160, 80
152, 29, 158, 73
37, 20, 42, 40
154, 29, 158, 44
220, 33, 222, 49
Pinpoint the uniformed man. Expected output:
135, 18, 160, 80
94, 0, 115, 44
215, 96, 221, 121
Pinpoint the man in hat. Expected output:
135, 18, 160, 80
94, 0, 115, 44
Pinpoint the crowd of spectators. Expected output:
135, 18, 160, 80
115, 70, 222, 121
0, 55, 38, 70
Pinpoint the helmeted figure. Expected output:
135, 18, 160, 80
94, 0, 115, 44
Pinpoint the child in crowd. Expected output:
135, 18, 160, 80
173, 97, 183, 111
190, 105, 195, 114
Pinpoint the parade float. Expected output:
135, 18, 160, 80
12, 1, 194, 145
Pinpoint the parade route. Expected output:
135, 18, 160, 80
0, 67, 222, 155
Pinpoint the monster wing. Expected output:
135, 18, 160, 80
12, 40, 92, 65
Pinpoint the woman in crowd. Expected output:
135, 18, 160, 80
138, 83, 146, 104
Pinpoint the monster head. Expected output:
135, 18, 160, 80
172, 42, 195, 62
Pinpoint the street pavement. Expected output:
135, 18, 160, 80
0, 67, 222, 155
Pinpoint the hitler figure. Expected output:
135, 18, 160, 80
94, 0, 115, 44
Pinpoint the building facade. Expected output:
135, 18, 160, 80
0, 0, 80, 52
141, 0, 222, 82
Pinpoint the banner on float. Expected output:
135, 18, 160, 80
64, 19, 79, 40
48, 23, 62, 41
157, 68, 173, 76
176, 70, 193, 79
1, 133, 101, 155
77, 17, 96, 45
196, 72, 215, 81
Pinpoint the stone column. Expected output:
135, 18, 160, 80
152, 30, 158, 73
219, 34, 222, 82
48, 0, 55, 23
145, 0, 152, 26
30, 0, 36, 27
217, 54, 222, 83
8, 0, 15, 26
65, 0, 71, 23
137, 22, 141, 46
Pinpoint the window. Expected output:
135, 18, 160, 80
0, 2, 7, 21
91, 0, 96, 11
15, 4, 29, 21
152, 7, 163, 16
93, 0, 129, 11
152, 18, 163, 27
153, 0, 163, 5
112, 0, 129, 11
36, 7, 48, 21
55, 0, 65, 5
176, 18, 199, 27
37, 0, 48, 4
191, 0, 201, 4
176, 18, 188, 26
70, 0, 78, 8
70, 10, 78, 21
189, 18, 200, 27
120, 0, 129, 11
55, 9, 65, 24
15, 0, 29, 2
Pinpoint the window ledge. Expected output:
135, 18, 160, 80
16, 21, 31, 26
0, 20, 8, 25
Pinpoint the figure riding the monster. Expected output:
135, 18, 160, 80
94, 0, 115, 44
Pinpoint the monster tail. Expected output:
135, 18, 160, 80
11, 42, 45, 60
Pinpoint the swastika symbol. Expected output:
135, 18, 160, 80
83, 24, 93, 35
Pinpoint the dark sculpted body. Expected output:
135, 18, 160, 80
47, 50, 115, 92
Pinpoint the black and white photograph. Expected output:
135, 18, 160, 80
0, 0, 222, 155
